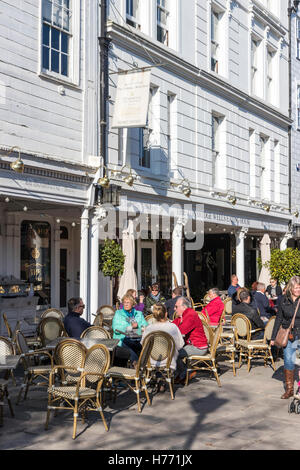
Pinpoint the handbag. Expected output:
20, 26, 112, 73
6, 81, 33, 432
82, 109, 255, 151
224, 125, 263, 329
274, 299, 300, 348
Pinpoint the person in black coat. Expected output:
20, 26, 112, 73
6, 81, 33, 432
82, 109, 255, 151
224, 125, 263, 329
266, 278, 282, 298
232, 290, 265, 339
271, 276, 300, 399
252, 282, 276, 321
164, 286, 183, 320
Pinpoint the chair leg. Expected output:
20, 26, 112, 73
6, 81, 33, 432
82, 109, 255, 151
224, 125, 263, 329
212, 361, 221, 387
97, 389, 108, 432
247, 353, 251, 372
135, 379, 141, 413
72, 400, 79, 439
5, 387, 14, 418
142, 378, 151, 406
167, 372, 174, 400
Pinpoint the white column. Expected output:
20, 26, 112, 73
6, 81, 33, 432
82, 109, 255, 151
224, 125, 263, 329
172, 219, 183, 288
5, 215, 18, 276
51, 222, 61, 308
235, 227, 248, 287
80, 208, 90, 320
89, 207, 107, 321
280, 232, 292, 251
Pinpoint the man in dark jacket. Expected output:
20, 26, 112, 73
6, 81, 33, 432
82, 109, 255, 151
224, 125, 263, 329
164, 286, 183, 320
232, 290, 265, 339
253, 282, 275, 321
64, 297, 91, 339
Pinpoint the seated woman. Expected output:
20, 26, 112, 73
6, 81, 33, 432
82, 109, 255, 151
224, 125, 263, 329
112, 294, 148, 366
141, 303, 184, 391
144, 283, 166, 315
118, 289, 145, 313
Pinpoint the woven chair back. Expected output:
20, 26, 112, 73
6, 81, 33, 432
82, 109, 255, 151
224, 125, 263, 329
145, 314, 157, 324
54, 338, 87, 383
41, 308, 64, 320
231, 314, 251, 341
224, 298, 232, 314
264, 316, 276, 342
15, 331, 31, 368
148, 331, 175, 368
98, 305, 115, 320
39, 317, 66, 346
210, 326, 222, 358
136, 334, 155, 372
3, 314, 12, 339
198, 311, 209, 324
80, 326, 111, 339
93, 311, 104, 327
0, 336, 14, 356
202, 322, 214, 346
84, 344, 110, 384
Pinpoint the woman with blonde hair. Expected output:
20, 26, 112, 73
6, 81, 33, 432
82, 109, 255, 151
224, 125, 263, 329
271, 276, 300, 398
112, 294, 148, 366
118, 289, 145, 313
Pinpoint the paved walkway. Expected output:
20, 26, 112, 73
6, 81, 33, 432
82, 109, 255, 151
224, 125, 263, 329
1, 357, 300, 450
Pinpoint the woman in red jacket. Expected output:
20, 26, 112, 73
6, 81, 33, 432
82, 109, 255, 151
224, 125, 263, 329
202, 288, 224, 326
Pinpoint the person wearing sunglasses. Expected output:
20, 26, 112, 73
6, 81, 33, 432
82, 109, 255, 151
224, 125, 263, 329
64, 297, 91, 339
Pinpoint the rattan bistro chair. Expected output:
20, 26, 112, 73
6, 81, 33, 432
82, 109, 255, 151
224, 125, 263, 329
145, 331, 176, 400
80, 326, 111, 340
0, 336, 15, 425
40, 308, 64, 321
231, 314, 276, 372
38, 317, 67, 347
185, 326, 222, 387
15, 330, 54, 403
45, 344, 110, 439
107, 334, 155, 413
98, 305, 115, 328
53, 338, 87, 386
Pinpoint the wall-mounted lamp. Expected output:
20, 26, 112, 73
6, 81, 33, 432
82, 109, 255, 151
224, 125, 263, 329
5, 146, 25, 173
170, 178, 192, 198
97, 164, 137, 188
263, 204, 271, 212
227, 195, 237, 205
293, 210, 299, 218
97, 164, 111, 188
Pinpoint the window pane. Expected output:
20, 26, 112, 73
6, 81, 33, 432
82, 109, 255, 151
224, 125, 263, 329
42, 24, 50, 46
51, 28, 60, 50
42, 46, 50, 70
61, 32, 68, 53
42, 0, 52, 22
63, 9, 71, 31
51, 49, 60, 73
53, 4, 62, 28
63, 0, 70, 8
61, 53, 68, 76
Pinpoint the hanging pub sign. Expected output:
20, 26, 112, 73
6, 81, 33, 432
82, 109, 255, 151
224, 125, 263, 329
111, 69, 151, 128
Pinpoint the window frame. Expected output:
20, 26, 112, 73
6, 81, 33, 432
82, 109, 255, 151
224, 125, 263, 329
210, 9, 220, 73
156, 0, 169, 46
39, 0, 81, 87
126, 0, 141, 29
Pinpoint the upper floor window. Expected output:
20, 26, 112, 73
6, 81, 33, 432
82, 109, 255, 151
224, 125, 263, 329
126, 0, 140, 29
211, 10, 220, 73
42, 0, 72, 78
266, 48, 275, 103
297, 19, 300, 59
157, 0, 169, 46
251, 37, 260, 95
297, 86, 300, 128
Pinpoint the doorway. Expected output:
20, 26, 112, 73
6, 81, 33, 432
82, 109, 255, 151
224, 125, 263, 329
137, 241, 157, 291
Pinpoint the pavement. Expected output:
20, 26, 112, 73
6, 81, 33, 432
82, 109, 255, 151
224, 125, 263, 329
1, 355, 300, 451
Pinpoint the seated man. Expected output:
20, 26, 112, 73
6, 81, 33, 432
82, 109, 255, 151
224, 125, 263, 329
172, 296, 208, 383
253, 282, 275, 321
232, 290, 265, 339
164, 286, 183, 320
202, 287, 224, 325
227, 274, 241, 298
64, 297, 91, 339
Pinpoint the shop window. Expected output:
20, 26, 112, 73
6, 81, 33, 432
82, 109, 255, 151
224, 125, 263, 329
21, 221, 51, 304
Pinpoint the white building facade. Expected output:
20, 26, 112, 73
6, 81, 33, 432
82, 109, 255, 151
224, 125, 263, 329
105, 0, 292, 299
0, 0, 295, 328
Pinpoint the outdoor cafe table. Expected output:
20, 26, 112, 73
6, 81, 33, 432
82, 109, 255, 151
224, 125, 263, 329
45, 337, 119, 363
0, 355, 21, 371
115, 328, 143, 339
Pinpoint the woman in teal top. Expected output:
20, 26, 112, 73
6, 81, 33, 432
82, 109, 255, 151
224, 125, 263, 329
112, 294, 148, 365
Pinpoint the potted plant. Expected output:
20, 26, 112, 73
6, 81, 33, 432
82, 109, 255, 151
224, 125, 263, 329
262, 248, 300, 285
99, 239, 125, 305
